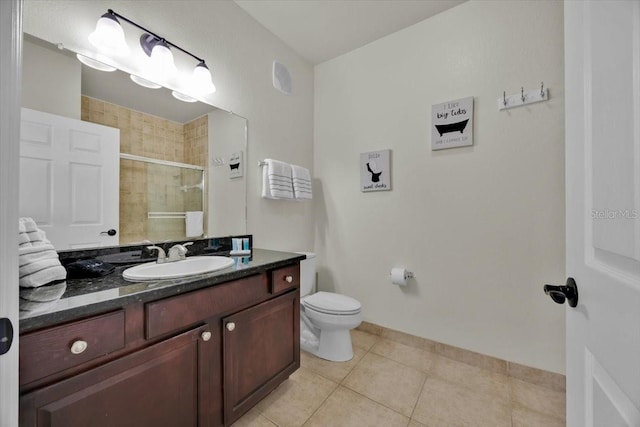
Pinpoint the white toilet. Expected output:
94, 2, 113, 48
298, 252, 362, 362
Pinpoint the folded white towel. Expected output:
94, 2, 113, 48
291, 164, 312, 200
18, 217, 66, 288
261, 159, 294, 199
185, 211, 204, 238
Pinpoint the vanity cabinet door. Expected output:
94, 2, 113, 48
222, 290, 300, 425
20, 325, 214, 427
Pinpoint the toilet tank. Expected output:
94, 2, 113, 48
297, 252, 316, 297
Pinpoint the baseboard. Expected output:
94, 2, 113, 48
356, 321, 565, 392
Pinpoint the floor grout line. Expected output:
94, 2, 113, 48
340, 382, 413, 421
237, 330, 565, 426
299, 380, 340, 427
408, 372, 429, 423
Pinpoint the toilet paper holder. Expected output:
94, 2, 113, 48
390, 267, 414, 286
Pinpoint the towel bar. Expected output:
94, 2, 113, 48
148, 211, 186, 219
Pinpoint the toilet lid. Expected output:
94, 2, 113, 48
303, 291, 361, 315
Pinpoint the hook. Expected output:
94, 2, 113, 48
521, 87, 525, 103
540, 82, 545, 98
503, 91, 507, 107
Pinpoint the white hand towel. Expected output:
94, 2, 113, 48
18, 217, 66, 288
291, 164, 312, 200
185, 211, 204, 238
261, 159, 294, 199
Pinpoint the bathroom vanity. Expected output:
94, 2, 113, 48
18, 248, 304, 427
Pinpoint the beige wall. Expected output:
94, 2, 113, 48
23, 0, 315, 252
314, 1, 566, 373
22, 38, 80, 119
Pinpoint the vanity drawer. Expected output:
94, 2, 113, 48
20, 310, 126, 385
271, 264, 300, 294
145, 273, 269, 339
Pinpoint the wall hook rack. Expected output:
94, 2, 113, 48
498, 82, 549, 111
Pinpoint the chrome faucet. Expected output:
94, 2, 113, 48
146, 246, 167, 263
167, 242, 194, 262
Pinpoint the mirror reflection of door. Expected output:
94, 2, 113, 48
19, 108, 119, 249
21, 33, 248, 249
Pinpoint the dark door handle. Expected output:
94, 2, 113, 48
100, 229, 117, 236
0, 317, 14, 356
544, 277, 578, 307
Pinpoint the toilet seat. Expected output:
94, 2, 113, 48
302, 291, 361, 315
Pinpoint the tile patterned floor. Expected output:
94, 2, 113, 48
232, 330, 566, 427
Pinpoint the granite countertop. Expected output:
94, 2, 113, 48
20, 249, 305, 333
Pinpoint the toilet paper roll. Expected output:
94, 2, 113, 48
391, 267, 409, 286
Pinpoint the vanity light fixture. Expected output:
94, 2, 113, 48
139, 34, 177, 81
86, 9, 216, 95
88, 11, 129, 56
76, 54, 117, 72
129, 74, 162, 89
171, 91, 198, 103
192, 61, 216, 94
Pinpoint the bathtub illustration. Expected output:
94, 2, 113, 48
434, 119, 469, 137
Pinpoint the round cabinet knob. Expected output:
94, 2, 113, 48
285, 275, 293, 283
201, 331, 212, 342
70, 340, 88, 355
226, 322, 236, 332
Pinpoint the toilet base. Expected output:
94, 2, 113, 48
316, 329, 354, 362
300, 319, 356, 362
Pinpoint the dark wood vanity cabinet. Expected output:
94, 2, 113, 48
223, 290, 300, 425
19, 263, 301, 427
20, 325, 210, 427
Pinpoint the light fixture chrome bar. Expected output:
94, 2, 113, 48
107, 9, 205, 63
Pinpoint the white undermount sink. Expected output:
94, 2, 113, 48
122, 256, 235, 281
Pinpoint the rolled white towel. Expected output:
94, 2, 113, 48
20, 217, 39, 233
19, 246, 66, 288
18, 218, 66, 288
19, 246, 61, 271
20, 281, 67, 302
19, 230, 48, 248
19, 261, 67, 288
20, 298, 59, 314
19, 217, 49, 248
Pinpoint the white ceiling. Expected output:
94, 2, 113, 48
234, 0, 466, 65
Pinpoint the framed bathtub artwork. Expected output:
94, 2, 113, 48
360, 149, 391, 192
229, 151, 243, 178
431, 96, 474, 150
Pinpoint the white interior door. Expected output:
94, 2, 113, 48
19, 108, 120, 249
565, 1, 640, 425
0, 1, 22, 426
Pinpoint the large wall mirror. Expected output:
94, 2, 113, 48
20, 33, 247, 250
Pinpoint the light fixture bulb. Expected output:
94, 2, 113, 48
76, 54, 117, 72
88, 12, 129, 56
192, 62, 216, 94
148, 40, 177, 81
130, 74, 162, 89
172, 91, 198, 103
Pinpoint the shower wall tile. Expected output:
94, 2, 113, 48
82, 96, 208, 244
